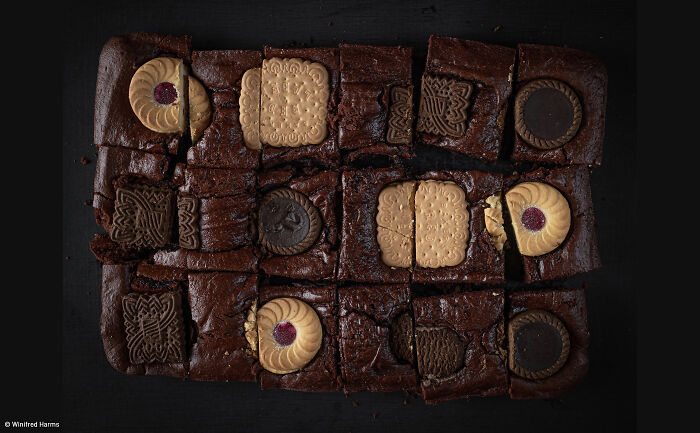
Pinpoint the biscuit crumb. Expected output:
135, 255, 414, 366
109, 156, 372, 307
493, 24, 502, 32
80, 156, 90, 165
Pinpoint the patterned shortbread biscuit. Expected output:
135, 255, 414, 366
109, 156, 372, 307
415, 180, 469, 268
239, 67, 262, 149
376, 181, 416, 268
259, 57, 329, 147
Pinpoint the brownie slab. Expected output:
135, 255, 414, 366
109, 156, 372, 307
418, 35, 515, 161
188, 272, 258, 382
412, 170, 505, 284
338, 167, 413, 283
412, 290, 508, 404
506, 288, 590, 399
256, 167, 339, 281
256, 283, 339, 392
186, 50, 263, 169
338, 44, 414, 163
260, 46, 340, 168
510, 44, 607, 166
505, 165, 601, 282
94, 33, 192, 155
338, 285, 418, 393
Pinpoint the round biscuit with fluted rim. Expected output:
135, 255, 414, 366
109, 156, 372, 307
129, 57, 185, 134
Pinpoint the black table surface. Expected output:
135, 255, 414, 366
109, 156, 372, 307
61, 1, 636, 431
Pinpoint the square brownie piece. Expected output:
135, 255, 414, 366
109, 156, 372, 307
506, 288, 590, 399
510, 44, 607, 167
256, 166, 339, 281
256, 283, 339, 392
95, 33, 192, 155
338, 167, 413, 284
418, 35, 515, 161
412, 290, 508, 404
412, 170, 505, 284
505, 165, 601, 282
188, 272, 258, 382
260, 46, 340, 168
186, 50, 263, 170
100, 264, 188, 378
338, 44, 414, 163
338, 285, 418, 393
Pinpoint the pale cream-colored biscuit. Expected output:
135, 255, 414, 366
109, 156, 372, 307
259, 57, 329, 147
257, 297, 323, 375
376, 181, 416, 268
485, 194, 507, 252
505, 182, 571, 257
129, 57, 186, 134
239, 67, 262, 149
188, 76, 211, 144
415, 180, 469, 268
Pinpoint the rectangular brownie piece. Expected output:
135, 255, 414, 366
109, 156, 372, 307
187, 50, 263, 170
338, 167, 413, 283
94, 33, 192, 155
412, 290, 508, 404
418, 35, 515, 161
187, 272, 258, 382
256, 166, 339, 281
506, 288, 590, 399
338, 285, 418, 393
338, 44, 414, 164
510, 44, 607, 167
505, 165, 601, 282
256, 283, 339, 392
412, 170, 505, 284
260, 46, 340, 168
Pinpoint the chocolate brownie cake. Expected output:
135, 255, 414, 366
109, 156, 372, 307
91, 32, 604, 404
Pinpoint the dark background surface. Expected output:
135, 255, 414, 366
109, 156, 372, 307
60, 1, 636, 432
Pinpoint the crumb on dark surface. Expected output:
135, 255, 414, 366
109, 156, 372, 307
328, 21, 333, 26
84, 199, 93, 206
403, 399, 408, 405
371, 413, 378, 419
80, 156, 90, 165
65, 256, 70, 260
493, 24, 502, 32
352, 401, 358, 407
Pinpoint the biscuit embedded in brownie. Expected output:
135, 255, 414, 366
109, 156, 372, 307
256, 166, 339, 281
412, 290, 508, 404
256, 283, 339, 392
510, 43, 607, 167
338, 284, 418, 393
417, 35, 515, 162
505, 165, 601, 283
506, 288, 589, 399
338, 44, 414, 164
94, 33, 192, 155
260, 46, 340, 169
186, 50, 263, 170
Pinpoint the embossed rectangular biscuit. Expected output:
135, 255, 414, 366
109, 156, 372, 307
376, 181, 416, 268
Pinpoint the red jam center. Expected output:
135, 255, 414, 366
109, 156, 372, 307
153, 82, 177, 105
273, 322, 297, 346
521, 207, 546, 232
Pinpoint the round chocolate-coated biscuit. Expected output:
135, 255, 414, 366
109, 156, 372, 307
415, 326, 466, 378
508, 309, 570, 380
514, 79, 582, 150
258, 188, 321, 255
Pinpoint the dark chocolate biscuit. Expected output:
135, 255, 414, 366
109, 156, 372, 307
415, 326, 466, 378
177, 195, 200, 250
508, 309, 570, 379
258, 188, 321, 255
110, 184, 175, 248
386, 85, 414, 144
122, 291, 185, 364
514, 79, 582, 150
417, 74, 473, 137
390, 311, 415, 365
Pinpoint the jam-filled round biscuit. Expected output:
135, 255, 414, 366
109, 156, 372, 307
257, 297, 323, 374
505, 182, 571, 256
258, 188, 321, 255
514, 79, 582, 150
508, 309, 570, 379
129, 57, 185, 134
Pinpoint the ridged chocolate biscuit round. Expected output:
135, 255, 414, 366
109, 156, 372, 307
258, 188, 321, 255
508, 309, 570, 380
514, 79, 582, 150
415, 326, 466, 378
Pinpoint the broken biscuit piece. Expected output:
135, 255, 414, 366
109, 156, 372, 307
485, 194, 507, 252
